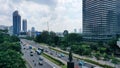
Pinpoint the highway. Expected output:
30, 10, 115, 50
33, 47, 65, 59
21, 39, 96, 68
21, 40, 59, 68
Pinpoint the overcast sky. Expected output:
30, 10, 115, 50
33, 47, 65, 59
0, 0, 82, 32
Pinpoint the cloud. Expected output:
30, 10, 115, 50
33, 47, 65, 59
0, 0, 82, 32
26, 0, 57, 8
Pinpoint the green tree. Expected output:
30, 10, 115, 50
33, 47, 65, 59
111, 55, 120, 68
63, 33, 82, 45
10, 36, 20, 42
0, 50, 26, 68
95, 51, 101, 60
0, 42, 21, 52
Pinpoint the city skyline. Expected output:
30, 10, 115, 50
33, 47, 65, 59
13, 10, 21, 36
0, 0, 82, 32
22, 19, 27, 32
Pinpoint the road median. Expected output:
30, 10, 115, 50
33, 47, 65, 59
49, 47, 114, 68
42, 52, 67, 68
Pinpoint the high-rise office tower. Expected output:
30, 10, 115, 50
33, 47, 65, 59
22, 19, 27, 32
83, 0, 118, 40
13, 10, 21, 36
31, 27, 36, 37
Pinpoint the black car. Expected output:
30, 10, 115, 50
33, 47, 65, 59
30, 53, 33, 56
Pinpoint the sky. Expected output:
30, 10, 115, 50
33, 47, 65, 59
0, 0, 82, 32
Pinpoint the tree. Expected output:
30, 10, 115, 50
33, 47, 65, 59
0, 30, 26, 68
107, 38, 118, 54
95, 51, 101, 60
10, 36, 20, 42
0, 50, 26, 68
111, 55, 120, 68
63, 30, 68, 36
0, 42, 21, 52
63, 33, 82, 45
49, 31, 56, 45
54, 36, 59, 45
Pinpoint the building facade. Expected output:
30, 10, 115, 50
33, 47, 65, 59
22, 19, 27, 32
8, 26, 13, 36
13, 10, 21, 36
31, 27, 36, 37
83, 0, 119, 40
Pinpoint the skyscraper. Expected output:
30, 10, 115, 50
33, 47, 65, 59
13, 10, 21, 36
31, 27, 36, 37
83, 0, 118, 40
22, 19, 27, 32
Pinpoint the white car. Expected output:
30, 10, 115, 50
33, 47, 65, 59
38, 61, 43, 65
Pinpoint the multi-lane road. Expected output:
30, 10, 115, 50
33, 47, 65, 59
21, 39, 60, 68
21, 39, 97, 68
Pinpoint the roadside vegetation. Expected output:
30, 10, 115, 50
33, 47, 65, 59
42, 53, 66, 68
49, 47, 114, 68
34, 31, 120, 67
0, 29, 26, 68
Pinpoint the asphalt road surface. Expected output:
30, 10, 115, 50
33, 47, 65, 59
21, 39, 96, 68
21, 41, 53, 68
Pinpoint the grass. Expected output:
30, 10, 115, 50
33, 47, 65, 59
62, 65, 67, 68
49, 47, 69, 55
49, 47, 114, 68
42, 53, 67, 68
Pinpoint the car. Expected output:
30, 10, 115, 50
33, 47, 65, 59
38, 61, 43, 65
45, 50, 48, 52
57, 54, 61, 58
30, 51, 33, 53
39, 56, 43, 61
30, 53, 33, 56
60, 53, 65, 57
78, 60, 85, 66
23, 48, 26, 49
94, 66, 102, 68
38, 48, 44, 52
50, 52, 53, 55
29, 45, 32, 49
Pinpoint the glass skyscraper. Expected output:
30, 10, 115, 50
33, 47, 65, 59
83, 0, 119, 40
13, 10, 21, 36
22, 19, 27, 32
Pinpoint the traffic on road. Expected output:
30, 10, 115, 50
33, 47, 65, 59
21, 40, 58, 68
21, 39, 101, 68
